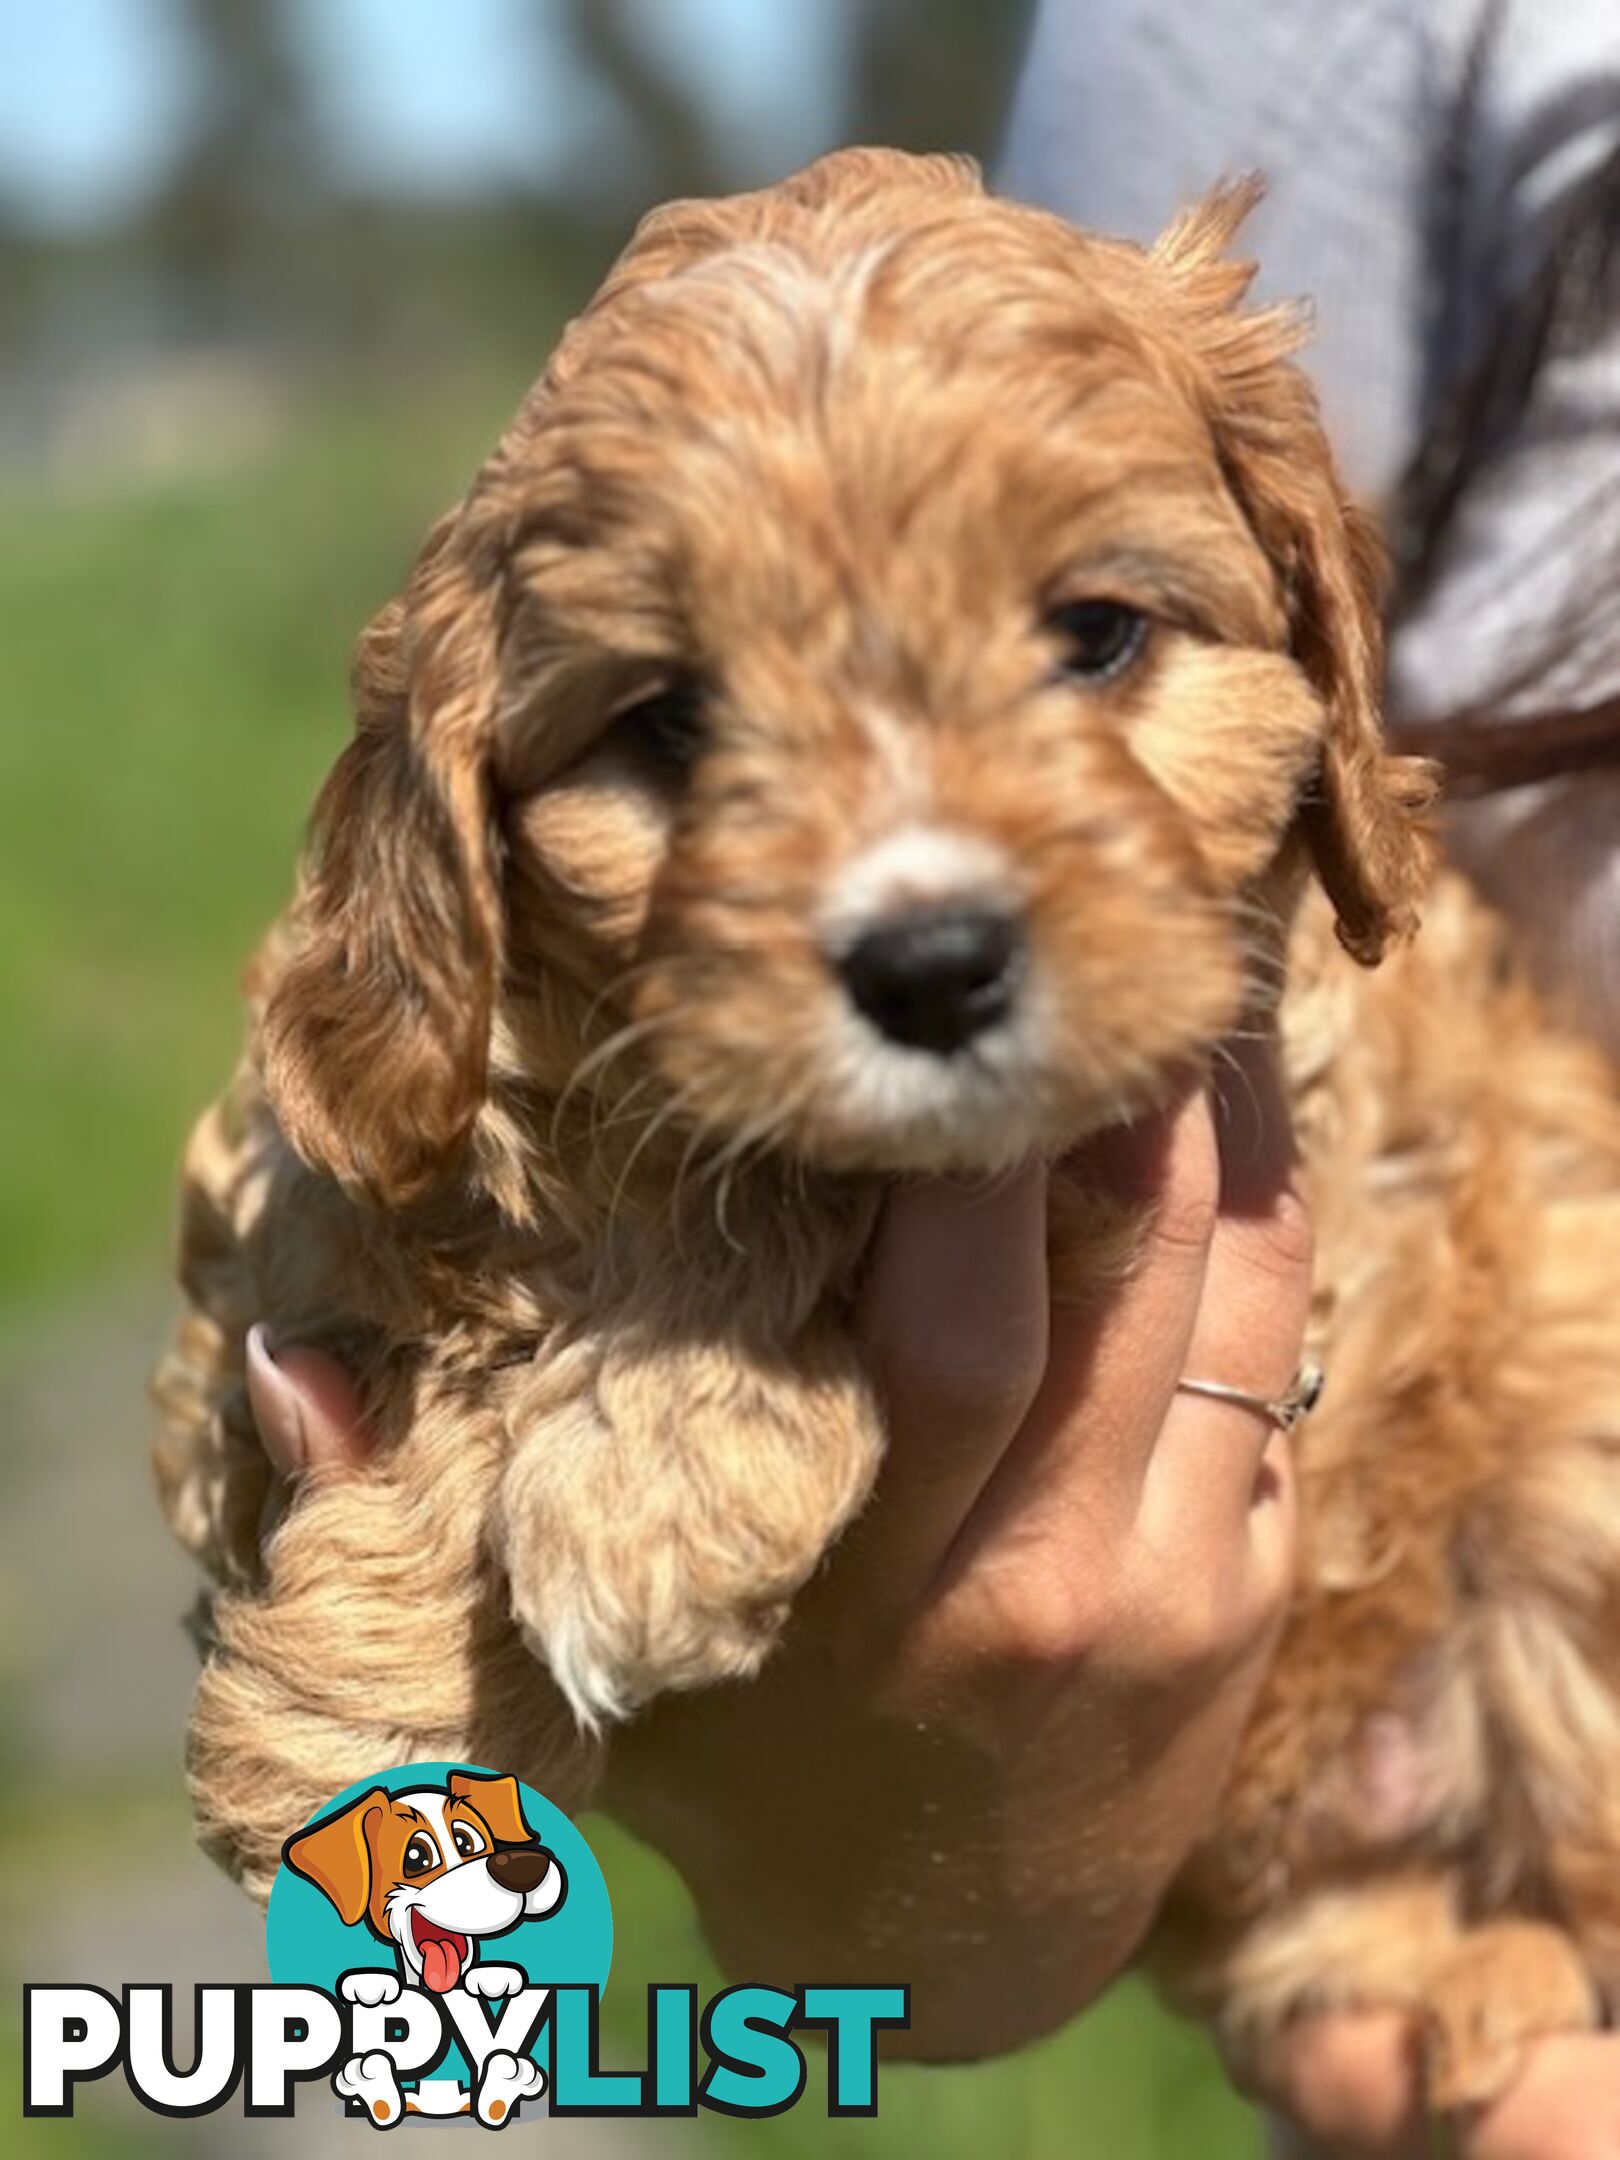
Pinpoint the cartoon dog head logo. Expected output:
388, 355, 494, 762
283, 1770, 567, 1995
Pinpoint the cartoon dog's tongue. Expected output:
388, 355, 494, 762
411, 1911, 470, 1993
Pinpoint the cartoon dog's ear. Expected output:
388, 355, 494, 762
261, 511, 506, 1206
1151, 181, 1435, 963
283, 1789, 385, 1927
449, 1771, 535, 1846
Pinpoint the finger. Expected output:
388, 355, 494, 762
1458, 2033, 1620, 2159
846, 1160, 1050, 1600
245, 1325, 373, 1479
948, 1086, 1220, 1563
1263, 2009, 1427, 2158
1143, 1038, 1313, 1545
1270, 2020, 1620, 2160
1212, 1028, 1300, 1219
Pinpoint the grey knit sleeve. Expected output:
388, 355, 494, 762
997, 0, 1438, 500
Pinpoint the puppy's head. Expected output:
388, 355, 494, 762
265, 150, 1432, 1198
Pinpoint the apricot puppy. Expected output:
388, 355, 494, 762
156, 149, 1620, 2111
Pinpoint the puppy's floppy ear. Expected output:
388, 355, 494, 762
283, 1788, 385, 1927
449, 1770, 534, 1846
1152, 180, 1435, 964
262, 511, 506, 1204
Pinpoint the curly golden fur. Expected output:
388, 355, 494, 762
154, 149, 1620, 2109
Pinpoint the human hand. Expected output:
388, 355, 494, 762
246, 1039, 1311, 2060
599, 1038, 1309, 2056
1269, 2011, 1620, 2159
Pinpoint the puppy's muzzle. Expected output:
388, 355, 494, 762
487, 1845, 551, 1895
835, 902, 1024, 1054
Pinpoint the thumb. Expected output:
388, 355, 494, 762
1263, 2009, 1427, 2157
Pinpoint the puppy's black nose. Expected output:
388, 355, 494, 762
838, 905, 1023, 1054
488, 1846, 550, 1895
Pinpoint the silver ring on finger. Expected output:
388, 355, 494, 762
1174, 1361, 1325, 1434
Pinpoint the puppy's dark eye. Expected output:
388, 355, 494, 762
612, 676, 706, 779
403, 1835, 439, 1877
1049, 600, 1148, 684
451, 1822, 485, 1860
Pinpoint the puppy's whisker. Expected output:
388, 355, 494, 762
580, 1075, 664, 1183
579, 956, 669, 1031
551, 1010, 679, 1146
565, 1010, 675, 1090
658, 889, 808, 917
1210, 1036, 1265, 1138
1020, 818, 1127, 859
602, 1082, 708, 1242
700, 1106, 796, 1253
669, 1115, 726, 1260
713, 1156, 748, 1254
555, 956, 680, 1068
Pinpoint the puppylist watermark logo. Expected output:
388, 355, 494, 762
23, 1761, 909, 2126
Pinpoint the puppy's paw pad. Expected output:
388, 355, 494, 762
463, 1963, 525, 2000
476, 2049, 545, 2125
334, 2050, 404, 2126
340, 1970, 402, 2007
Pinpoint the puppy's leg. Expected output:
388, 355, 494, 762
1423, 1916, 1598, 2110
189, 1403, 598, 1901
497, 1323, 882, 1727
1176, 1873, 1598, 2116
1463, 1446, 1620, 2025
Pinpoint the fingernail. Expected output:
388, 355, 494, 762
246, 1321, 308, 1472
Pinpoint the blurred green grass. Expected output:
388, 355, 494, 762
0, 375, 1260, 2157
0, 365, 530, 1308
588, 1815, 1258, 2158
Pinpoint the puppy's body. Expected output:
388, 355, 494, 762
154, 151, 1620, 2105
1168, 876, 1620, 2099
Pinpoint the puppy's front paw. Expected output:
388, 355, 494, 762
340, 1970, 402, 2007
522, 1571, 792, 1730
476, 2049, 545, 2125
501, 1345, 884, 1730
463, 1963, 525, 2000
335, 2049, 405, 2127
1424, 1920, 1598, 2110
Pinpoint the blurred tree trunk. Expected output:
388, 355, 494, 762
561, 0, 724, 207
145, 0, 323, 338
846, 0, 1031, 165
548, 1, 1029, 226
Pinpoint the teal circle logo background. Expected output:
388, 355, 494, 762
265, 1761, 612, 2020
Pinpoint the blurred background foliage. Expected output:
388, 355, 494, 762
0, 5, 1258, 2153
